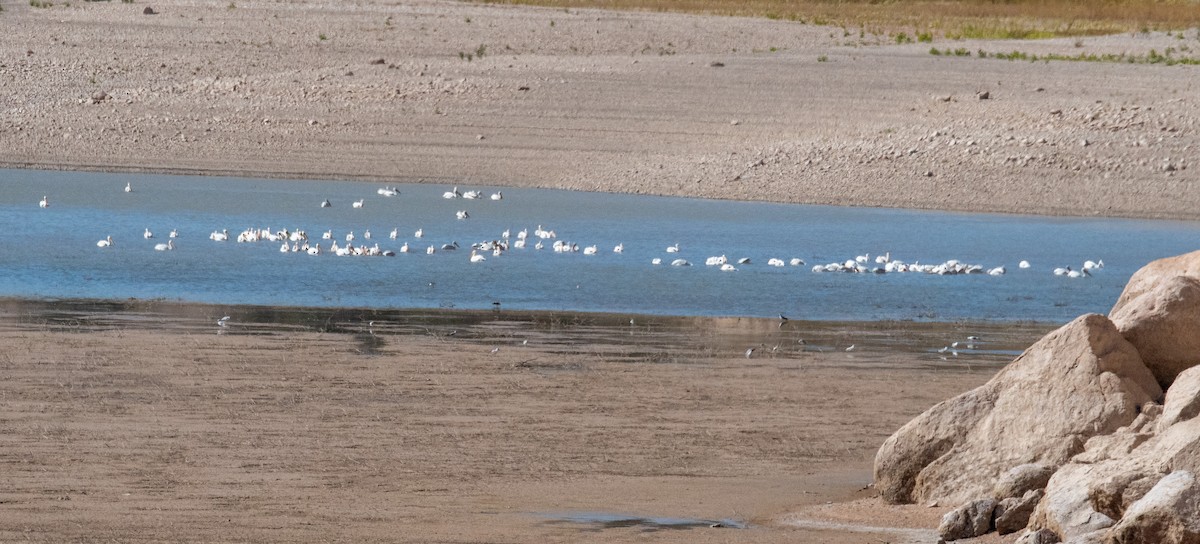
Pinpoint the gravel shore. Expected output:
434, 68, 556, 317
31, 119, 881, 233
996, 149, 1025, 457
2, 0, 1197, 219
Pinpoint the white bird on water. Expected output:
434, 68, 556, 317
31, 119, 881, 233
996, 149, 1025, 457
414, 228, 424, 238
320, 199, 331, 208
490, 191, 503, 201
144, 228, 154, 239
666, 243, 680, 253
97, 235, 114, 248
124, 182, 132, 193
155, 239, 174, 251
470, 250, 486, 263
352, 199, 365, 208
39, 196, 49, 208
169, 229, 178, 238
389, 228, 398, 240
613, 243, 624, 254
1019, 260, 1031, 269
443, 187, 461, 199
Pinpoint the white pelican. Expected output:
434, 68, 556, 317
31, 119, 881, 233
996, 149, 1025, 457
1068, 269, 1091, 279
280, 242, 290, 253
737, 257, 751, 265
97, 236, 114, 248
443, 187, 461, 199
516, 229, 528, 240
456, 210, 469, 220
470, 250, 486, 263
169, 229, 178, 238
720, 263, 737, 272
389, 228, 398, 240
217, 316, 230, 327
790, 258, 805, 266
363, 230, 372, 240
670, 258, 690, 266
38, 196, 48, 208
307, 244, 321, 256
583, 245, 598, 255
652, 258, 662, 265
534, 241, 544, 250
1053, 266, 1070, 276
1083, 260, 1104, 270
442, 241, 460, 251
426, 245, 436, 255
490, 191, 503, 201
514, 239, 526, 249
155, 240, 174, 251
987, 266, 1006, 276
1019, 260, 1031, 269
210, 229, 229, 241
414, 228, 424, 238
767, 258, 785, 267
346, 231, 355, 242
463, 190, 480, 200
705, 255, 727, 266
501, 229, 511, 239
377, 187, 398, 197
320, 199, 331, 208
124, 182, 132, 193
144, 228, 154, 239
399, 242, 410, 253
352, 199, 365, 208
613, 243, 624, 253
666, 243, 680, 253
322, 230, 332, 240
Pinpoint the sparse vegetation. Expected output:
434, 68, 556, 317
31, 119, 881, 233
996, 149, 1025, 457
917, 31, 933, 43
817, 54, 828, 62
894, 32, 913, 44
318, 33, 327, 41
930, 45, 1200, 65
30, 0, 53, 7
473, 0, 1200, 38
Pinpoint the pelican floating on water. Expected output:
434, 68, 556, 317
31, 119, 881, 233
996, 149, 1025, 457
144, 228, 154, 239
490, 191, 503, 201
97, 236, 114, 248
169, 229, 178, 238
124, 182, 132, 193
38, 196, 48, 208
666, 243, 680, 253
155, 240, 174, 251
351, 199, 365, 209
470, 250, 486, 263
320, 199, 331, 208
443, 187, 461, 199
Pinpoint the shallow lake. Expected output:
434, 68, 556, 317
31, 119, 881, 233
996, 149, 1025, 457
3, 169, 1197, 322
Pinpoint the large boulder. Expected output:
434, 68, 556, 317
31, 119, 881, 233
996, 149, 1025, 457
1110, 275, 1200, 388
996, 489, 1044, 535
1110, 249, 1200, 315
875, 314, 1162, 505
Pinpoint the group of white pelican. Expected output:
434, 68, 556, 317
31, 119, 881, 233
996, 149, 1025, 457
50, 184, 1107, 277
804, 253, 1102, 278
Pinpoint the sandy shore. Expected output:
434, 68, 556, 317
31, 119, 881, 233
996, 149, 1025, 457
0, 300, 1053, 542
1, 0, 1197, 219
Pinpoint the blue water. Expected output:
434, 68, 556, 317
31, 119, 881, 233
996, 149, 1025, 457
2, 169, 1197, 321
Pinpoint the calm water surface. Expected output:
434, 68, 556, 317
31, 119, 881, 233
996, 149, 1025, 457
3, 169, 1197, 322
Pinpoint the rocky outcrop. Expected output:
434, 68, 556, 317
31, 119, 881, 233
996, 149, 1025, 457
1111, 275, 1200, 388
876, 250, 1200, 543
874, 314, 1161, 505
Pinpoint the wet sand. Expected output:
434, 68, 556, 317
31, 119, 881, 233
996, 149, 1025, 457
0, 299, 1052, 542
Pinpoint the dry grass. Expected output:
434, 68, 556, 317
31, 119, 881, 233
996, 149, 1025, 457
473, 0, 1200, 38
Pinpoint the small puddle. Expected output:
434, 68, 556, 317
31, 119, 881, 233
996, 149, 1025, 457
540, 511, 747, 532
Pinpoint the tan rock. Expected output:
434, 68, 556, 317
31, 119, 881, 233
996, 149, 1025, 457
994, 463, 1055, 500
1111, 275, 1200, 388
1108, 470, 1200, 544
1111, 249, 1200, 315
938, 497, 997, 541
996, 489, 1044, 535
875, 314, 1161, 505
1160, 364, 1200, 430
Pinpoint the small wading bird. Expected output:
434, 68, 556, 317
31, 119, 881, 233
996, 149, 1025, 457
217, 316, 230, 327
